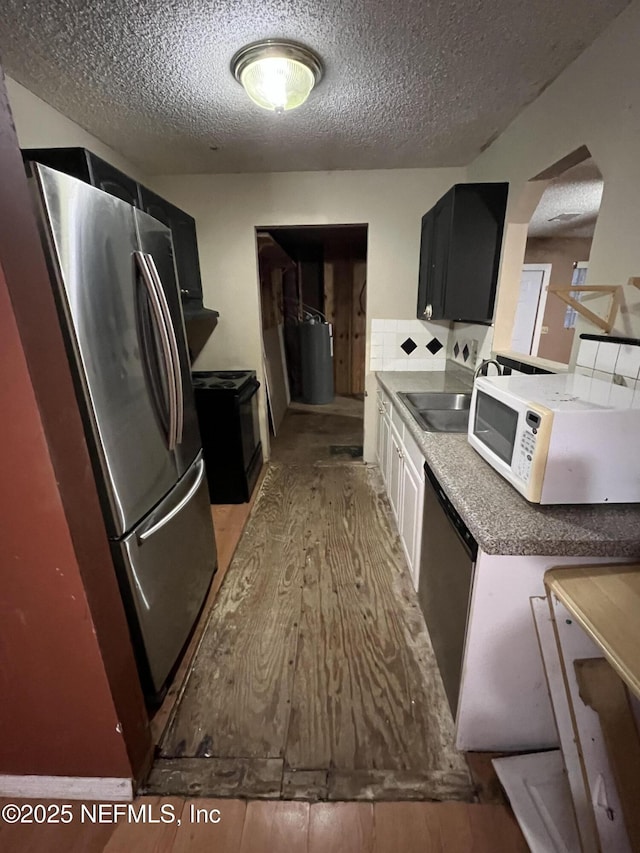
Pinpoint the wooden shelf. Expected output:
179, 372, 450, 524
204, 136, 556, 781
545, 563, 640, 700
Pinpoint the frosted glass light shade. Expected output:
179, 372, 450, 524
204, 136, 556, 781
241, 57, 315, 112
231, 40, 323, 113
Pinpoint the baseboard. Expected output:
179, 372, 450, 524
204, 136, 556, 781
0, 774, 133, 801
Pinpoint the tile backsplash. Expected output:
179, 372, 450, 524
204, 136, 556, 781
575, 336, 640, 389
446, 322, 494, 371
370, 319, 448, 371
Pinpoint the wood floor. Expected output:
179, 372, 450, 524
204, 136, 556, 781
150, 402, 471, 800
0, 798, 527, 852
0, 407, 527, 851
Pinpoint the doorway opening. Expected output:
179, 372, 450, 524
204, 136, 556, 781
510, 152, 603, 364
255, 224, 368, 463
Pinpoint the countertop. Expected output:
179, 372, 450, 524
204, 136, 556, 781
376, 369, 640, 557
545, 564, 640, 698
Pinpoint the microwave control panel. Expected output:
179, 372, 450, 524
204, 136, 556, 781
514, 410, 541, 482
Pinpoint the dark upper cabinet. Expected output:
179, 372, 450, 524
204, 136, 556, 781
21, 147, 140, 208
137, 185, 203, 302
417, 182, 508, 323
22, 147, 205, 305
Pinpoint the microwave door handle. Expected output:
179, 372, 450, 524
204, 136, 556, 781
134, 251, 178, 451
138, 458, 205, 542
145, 253, 184, 447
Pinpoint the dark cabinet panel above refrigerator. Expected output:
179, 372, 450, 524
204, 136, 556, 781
417, 182, 508, 324
21, 146, 140, 207
21, 147, 218, 321
137, 184, 203, 303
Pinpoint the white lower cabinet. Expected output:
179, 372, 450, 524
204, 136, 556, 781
376, 384, 425, 590
399, 455, 424, 590
388, 425, 403, 522
376, 390, 391, 484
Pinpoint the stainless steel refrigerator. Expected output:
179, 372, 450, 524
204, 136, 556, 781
29, 163, 217, 701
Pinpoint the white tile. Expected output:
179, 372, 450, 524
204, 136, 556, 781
576, 339, 599, 368
370, 344, 383, 358
381, 319, 397, 331
381, 332, 396, 350
405, 360, 421, 371
407, 319, 427, 336
370, 357, 382, 371
393, 358, 408, 371
591, 376, 614, 406
370, 332, 384, 348
592, 369, 613, 383
371, 319, 385, 332
615, 344, 640, 379
594, 341, 620, 374
574, 366, 593, 378
382, 356, 395, 370
426, 358, 447, 371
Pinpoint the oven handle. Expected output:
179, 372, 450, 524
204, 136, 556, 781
237, 378, 261, 404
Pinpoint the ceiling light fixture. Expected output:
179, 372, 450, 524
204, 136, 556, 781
231, 39, 323, 113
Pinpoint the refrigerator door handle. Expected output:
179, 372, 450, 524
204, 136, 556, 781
134, 251, 178, 451
138, 458, 206, 543
145, 252, 184, 448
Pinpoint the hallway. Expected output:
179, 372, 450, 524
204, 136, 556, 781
149, 406, 471, 800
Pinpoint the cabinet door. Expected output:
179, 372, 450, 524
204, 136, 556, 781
445, 183, 508, 322
416, 210, 434, 320
389, 426, 403, 522
428, 194, 453, 320
377, 399, 390, 482
138, 185, 204, 302
88, 153, 140, 207
400, 457, 424, 590
417, 193, 452, 321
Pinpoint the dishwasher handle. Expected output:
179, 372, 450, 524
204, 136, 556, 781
424, 462, 478, 560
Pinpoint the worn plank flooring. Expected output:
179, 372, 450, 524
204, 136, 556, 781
0, 798, 527, 852
154, 456, 470, 800
270, 410, 363, 464
159, 464, 313, 761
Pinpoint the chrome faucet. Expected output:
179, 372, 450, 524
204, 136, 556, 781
474, 358, 503, 379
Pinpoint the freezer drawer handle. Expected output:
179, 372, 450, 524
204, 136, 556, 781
138, 458, 205, 543
135, 251, 179, 450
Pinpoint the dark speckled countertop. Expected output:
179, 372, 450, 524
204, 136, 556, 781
376, 369, 640, 558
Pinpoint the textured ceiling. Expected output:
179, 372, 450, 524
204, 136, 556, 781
0, 0, 629, 175
528, 158, 604, 239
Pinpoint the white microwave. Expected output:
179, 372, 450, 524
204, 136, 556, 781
468, 373, 640, 504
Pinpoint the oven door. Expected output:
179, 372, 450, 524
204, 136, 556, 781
238, 378, 261, 471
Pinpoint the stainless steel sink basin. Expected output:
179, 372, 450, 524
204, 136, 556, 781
398, 391, 472, 433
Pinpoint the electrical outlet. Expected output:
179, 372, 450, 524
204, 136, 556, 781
541, 325, 549, 335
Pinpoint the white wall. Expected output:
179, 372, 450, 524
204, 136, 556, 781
5, 76, 145, 179
468, 0, 640, 358
152, 168, 465, 459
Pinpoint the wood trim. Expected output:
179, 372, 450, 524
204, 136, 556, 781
0, 67, 151, 780
549, 285, 622, 333
0, 775, 133, 802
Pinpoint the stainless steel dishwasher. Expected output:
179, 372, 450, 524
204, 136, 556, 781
418, 462, 478, 719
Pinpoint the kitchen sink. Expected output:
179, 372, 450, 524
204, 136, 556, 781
398, 391, 472, 433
